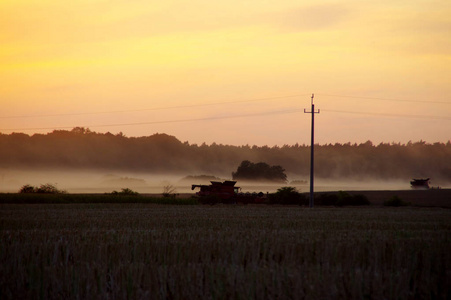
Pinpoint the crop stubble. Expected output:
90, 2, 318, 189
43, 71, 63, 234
1, 204, 450, 299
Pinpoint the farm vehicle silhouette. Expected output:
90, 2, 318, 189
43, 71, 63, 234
191, 180, 265, 204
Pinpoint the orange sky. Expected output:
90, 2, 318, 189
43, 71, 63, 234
1, 0, 450, 146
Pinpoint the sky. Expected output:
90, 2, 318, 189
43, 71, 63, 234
0, 0, 450, 146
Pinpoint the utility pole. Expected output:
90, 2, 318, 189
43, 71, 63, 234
304, 94, 320, 208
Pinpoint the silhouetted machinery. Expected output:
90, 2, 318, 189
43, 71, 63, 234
410, 178, 430, 189
191, 180, 264, 204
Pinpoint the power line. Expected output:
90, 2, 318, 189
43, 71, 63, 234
322, 109, 451, 120
2, 107, 449, 132
0, 94, 309, 119
2, 92, 449, 120
317, 93, 450, 104
0, 108, 301, 131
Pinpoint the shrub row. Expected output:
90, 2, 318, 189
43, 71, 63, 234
266, 188, 370, 206
314, 191, 370, 206
19, 183, 66, 194
383, 195, 411, 207
0, 193, 199, 205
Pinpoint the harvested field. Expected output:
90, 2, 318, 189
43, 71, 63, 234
1, 204, 450, 299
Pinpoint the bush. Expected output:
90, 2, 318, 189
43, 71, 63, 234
384, 195, 410, 207
19, 183, 66, 194
348, 194, 371, 206
35, 183, 66, 194
315, 193, 339, 206
111, 188, 139, 196
162, 185, 177, 198
19, 184, 35, 193
269, 187, 307, 205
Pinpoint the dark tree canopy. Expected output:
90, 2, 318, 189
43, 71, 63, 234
232, 160, 287, 183
0, 128, 450, 183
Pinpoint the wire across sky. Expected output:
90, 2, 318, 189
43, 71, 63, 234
1, 93, 449, 120
1, 93, 449, 132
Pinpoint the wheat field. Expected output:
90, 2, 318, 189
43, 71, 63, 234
1, 204, 450, 299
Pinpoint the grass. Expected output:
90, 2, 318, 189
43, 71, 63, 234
0, 204, 450, 299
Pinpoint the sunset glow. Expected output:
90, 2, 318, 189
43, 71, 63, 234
1, 0, 450, 146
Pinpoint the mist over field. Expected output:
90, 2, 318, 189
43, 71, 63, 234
0, 169, 414, 194
1, 128, 450, 193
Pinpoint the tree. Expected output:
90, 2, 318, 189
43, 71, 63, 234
268, 187, 306, 205
71, 127, 91, 135
232, 160, 287, 182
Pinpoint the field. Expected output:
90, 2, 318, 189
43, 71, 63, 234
1, 203, 450, 299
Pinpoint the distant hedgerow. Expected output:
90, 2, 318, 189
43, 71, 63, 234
315, 191, 370, 206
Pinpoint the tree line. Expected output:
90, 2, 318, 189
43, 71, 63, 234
1, 127, 450, 183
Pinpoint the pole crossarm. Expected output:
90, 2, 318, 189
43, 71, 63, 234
303, 94, 320, 208
304, 108, 320, 114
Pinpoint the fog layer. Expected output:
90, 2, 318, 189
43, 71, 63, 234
1, 129, 449, 193
0, 169, 415, 194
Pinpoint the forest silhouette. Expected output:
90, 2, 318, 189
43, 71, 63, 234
1, 127, 450, 183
